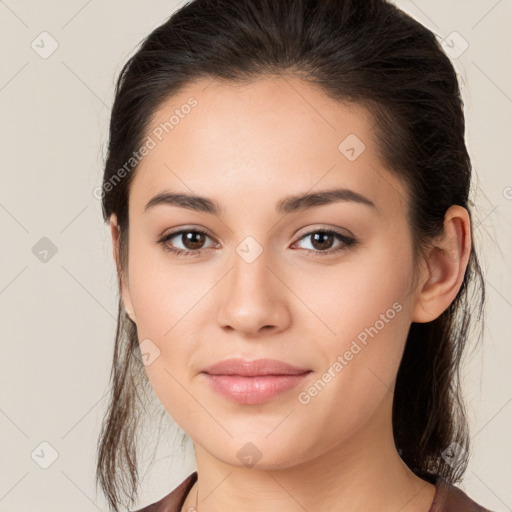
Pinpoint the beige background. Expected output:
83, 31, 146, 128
1, 1, 511, 510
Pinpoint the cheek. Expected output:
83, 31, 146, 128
128, 242, 209, 336
126, 248, 206, 397
292, 266, 412, 450
294, 239, 413, 395
294, 236, 413, 339
127, 257, 205, 427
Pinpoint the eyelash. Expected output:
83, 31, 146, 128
157, 227, 357, 258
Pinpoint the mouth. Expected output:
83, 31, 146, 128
202, 373, 312, 405
201, 357, 311, 376
200, 358, 312, 405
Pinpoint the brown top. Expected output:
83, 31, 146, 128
131, 471, 492, 512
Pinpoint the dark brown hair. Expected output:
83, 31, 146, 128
96, 0, 486, 510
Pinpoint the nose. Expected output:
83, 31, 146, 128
216, 247, 292, 338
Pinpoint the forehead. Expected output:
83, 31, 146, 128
128, 75, 408, 217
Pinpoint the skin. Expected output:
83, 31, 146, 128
110, 75, 471, 512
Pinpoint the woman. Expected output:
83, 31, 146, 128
95, 0, 492, 510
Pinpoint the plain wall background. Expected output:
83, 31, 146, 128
1, 1, 511, 510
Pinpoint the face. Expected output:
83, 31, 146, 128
115, 76, 423, 469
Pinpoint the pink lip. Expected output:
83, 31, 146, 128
201, 358, 312, 405
202, 357, 311, 376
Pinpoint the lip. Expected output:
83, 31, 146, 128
201, 358, 312, 405
201, 357, 311, 376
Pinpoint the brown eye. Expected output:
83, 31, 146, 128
293, 229, 357, 257
158, 228, 215, 256
309, 232, 335, 251
180, 231, 207, 250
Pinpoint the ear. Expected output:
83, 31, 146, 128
411, 205, 472, 323
109, 214, 137, 323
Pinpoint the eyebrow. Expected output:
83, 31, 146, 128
144, 188, 376, 215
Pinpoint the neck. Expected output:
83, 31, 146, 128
182, 395, 435, 512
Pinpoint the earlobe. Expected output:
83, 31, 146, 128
411, 205, 471, 323
124, 307, 136, 323
109, 214, 137, 323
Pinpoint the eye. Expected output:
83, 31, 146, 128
157, 227, 358, 258
158, 228, 216, 257
292, 228, 357, 257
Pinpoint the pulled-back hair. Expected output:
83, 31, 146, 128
96, 0, 486, 510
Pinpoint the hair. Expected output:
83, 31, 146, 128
95, 0, 486, 510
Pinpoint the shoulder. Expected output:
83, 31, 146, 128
430, 476, 494, 512
130, 471, 198, 512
